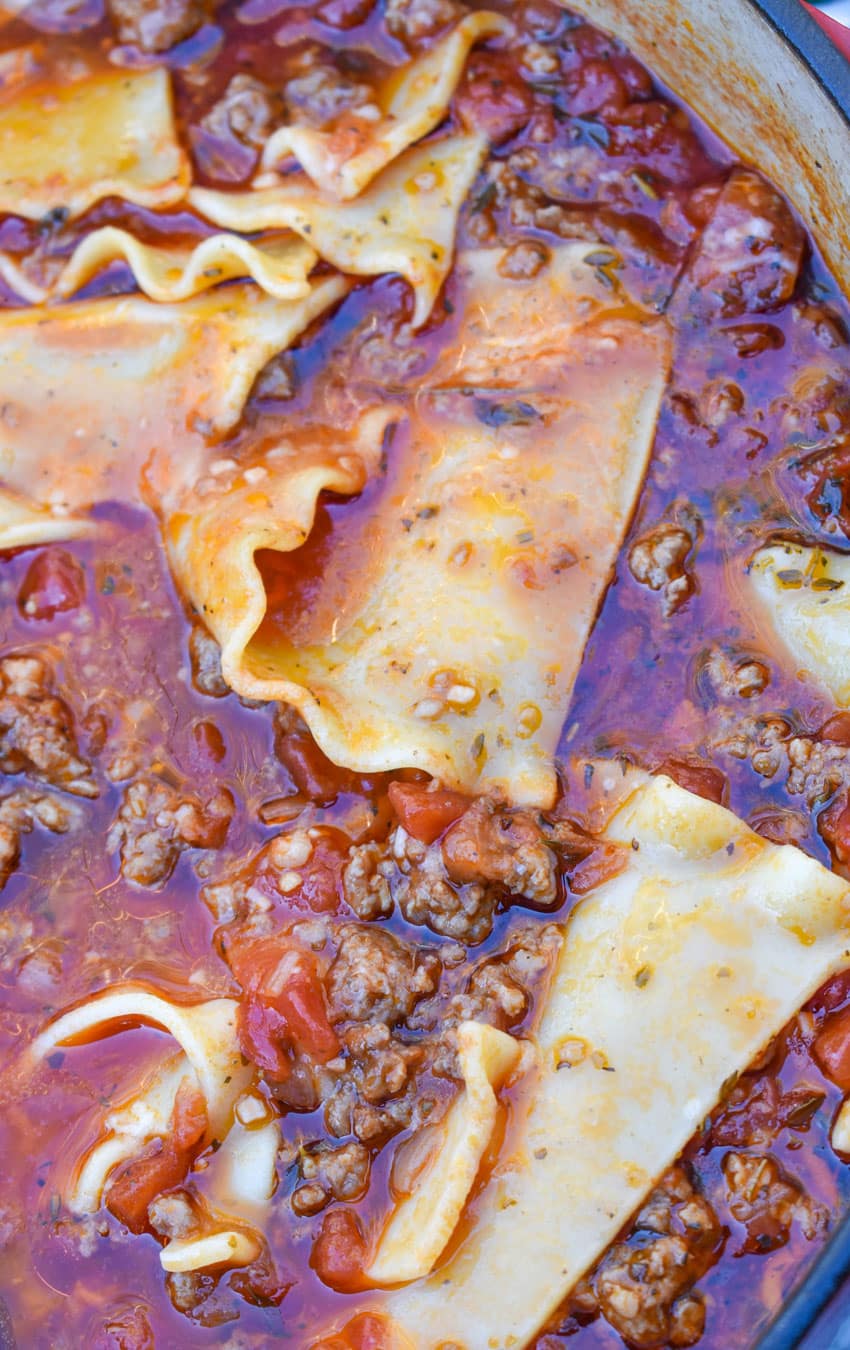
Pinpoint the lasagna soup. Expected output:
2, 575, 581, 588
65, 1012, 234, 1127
0, 1, 849, 1347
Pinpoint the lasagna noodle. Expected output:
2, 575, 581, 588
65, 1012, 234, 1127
367, 1022, 522, 1285
0, 229, 318, 305
0, 60, 188, 218
168, 245, 671, 807
748, 540, 850, 705
0, 275, 348, 542
189, 133, 487, 329
257, 11, 510, 198
380, 772, 850, 1347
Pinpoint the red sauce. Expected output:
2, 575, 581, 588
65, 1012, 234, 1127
0, 2, 848, 1347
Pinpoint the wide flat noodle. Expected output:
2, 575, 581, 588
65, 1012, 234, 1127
169, 245, 670, 806
0, 58, 188, 219
0, 275, 348, 541
190, 133, 486, 328
257, 12, 510, 199
0, 228, 318, 305
368, 1022, 520, 1285
380, 772, 850, 1347
749, 540, 850, 705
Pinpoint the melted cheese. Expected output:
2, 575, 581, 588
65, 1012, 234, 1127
169, 245, 670, 806
0, 276, 348, 538
379, 773, 850, 1348
0, 228, 318, 305
0, 59, 188, 219
257, 12, 510, 199
368, 1022, 521, 1285
749, 541, 850, 704
190, 133, 486, 328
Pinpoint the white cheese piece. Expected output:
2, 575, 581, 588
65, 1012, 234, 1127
257, 12, 510, 199
377, 773, 850, 1348
749, 541, 850, 704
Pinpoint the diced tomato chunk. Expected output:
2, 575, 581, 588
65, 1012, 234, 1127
821, 712, 850, 748
656, 756, 727, 804
106, 1079, 206, 1233
813, 1004, 850, 1091
18, 548, 85, 621
230, 936, 340, 1078
310, 1208, 369, 1293
388, 782, 470, 846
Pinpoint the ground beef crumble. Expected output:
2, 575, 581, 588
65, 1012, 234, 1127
106, 0, 213, 52
0, 654, 96, 798
107, 774, 234, 887
325, 925, 440, 1026
0, 787, 79, 889
723, 1152, 827, 1252
558, 1167, 722, 1349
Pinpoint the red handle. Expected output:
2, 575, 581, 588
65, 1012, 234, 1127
803, 2, 850, 59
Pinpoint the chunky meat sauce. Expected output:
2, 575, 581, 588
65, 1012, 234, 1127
0, 0, 849, 1347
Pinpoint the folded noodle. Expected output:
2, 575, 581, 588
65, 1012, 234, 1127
190, 132, 487, 328
367, 1022, 522, 1286
257, 12, 510, 199
375, 772, 850, 1347
0, 275, 349, 542
1, 228, 318, 305
168, 245, 671, 807
0, 58, 188, 218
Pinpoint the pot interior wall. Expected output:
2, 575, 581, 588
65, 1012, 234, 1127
562, 0, 850, 295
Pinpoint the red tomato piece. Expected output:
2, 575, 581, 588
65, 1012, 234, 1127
231, 937, 340, 1077
18, 548, 85, 621
310, 1208, 369, 1293
388, 782, 470, 845
106, 1079, 206, 1233
813, 1004, 850, 1091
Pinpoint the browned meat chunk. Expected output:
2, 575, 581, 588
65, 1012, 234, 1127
342, 841, 393, 920
192, 76, 282, 184
0, 654, 96, 798
326, 925, 439, 1027
0, 788, 78, 889
291, 1139, 371, 1215
396, 832, 497, 944
324, 1022, 425, 1145
723, 1151, 827, 1252
283, 52, 374, 128
384, 0, 461, 44
187, 624, 229, 698
629, 524, 694, 615
107, 775, 233, 887
581, 1167, 721, 1349
202, 75, 278, 150
441, 799, 558, 905
709, 1074, 825, 1148
107, 0, 212, 52
683, 169, 805, 317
